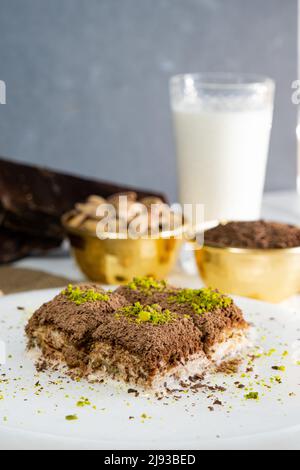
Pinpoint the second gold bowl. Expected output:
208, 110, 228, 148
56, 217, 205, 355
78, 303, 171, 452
195, 244, 300, 303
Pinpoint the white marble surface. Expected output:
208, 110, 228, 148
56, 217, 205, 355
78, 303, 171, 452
13, 190, 300, 311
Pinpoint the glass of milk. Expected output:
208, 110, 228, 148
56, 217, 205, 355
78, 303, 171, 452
170, 73, 275, 223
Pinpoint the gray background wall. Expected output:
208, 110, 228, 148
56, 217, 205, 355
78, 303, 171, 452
0, 0, 297, 202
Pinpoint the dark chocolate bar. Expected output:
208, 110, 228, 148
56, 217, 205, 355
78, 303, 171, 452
0, 157, 167, 263
0, 157, 167, 238
0, 227, 61, 264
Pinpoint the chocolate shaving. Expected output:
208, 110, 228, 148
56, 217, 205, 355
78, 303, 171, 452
205, 220, 300, 249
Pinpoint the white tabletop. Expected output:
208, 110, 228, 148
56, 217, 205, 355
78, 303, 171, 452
13, 190, 300, 310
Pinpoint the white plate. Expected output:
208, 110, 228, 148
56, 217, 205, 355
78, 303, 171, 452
0, 288, 300, 450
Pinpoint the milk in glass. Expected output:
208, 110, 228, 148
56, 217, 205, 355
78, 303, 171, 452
171, 75, 274, 223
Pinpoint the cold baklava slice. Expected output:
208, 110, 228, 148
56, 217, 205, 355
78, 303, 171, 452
26, 279, 250, 389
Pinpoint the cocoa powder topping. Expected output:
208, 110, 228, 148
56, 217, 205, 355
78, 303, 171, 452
205, 221, 300, 249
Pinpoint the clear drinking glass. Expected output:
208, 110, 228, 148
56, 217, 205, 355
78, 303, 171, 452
170, 73, 275, 223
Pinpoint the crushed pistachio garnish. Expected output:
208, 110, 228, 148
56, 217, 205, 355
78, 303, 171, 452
65, 414, 78, 421
116, 302, 176, 325
63, 284, 109, 305
244, 392, 259, 400
265, 348, 277, 357
169, 287, 232, 315
76, 397, 91, 408
272, 366, 286, 372
128, 277, 167, 293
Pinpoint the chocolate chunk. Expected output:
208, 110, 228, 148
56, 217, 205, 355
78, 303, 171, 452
213, 399, 223, 406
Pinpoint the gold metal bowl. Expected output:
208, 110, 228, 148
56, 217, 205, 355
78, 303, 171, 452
195, 245, 300, 303
62, 213, 186, 285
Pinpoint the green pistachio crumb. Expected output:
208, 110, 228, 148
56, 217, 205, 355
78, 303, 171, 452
65, 414, 78, 421
265, 348, 276, 357
138, 310, 151, 322
169, 287, 232, 315
63, 284, 109, 305
128, 277, 167, 293
116, 302, 176, 325
244, 392, 259, 401
76, 397, 91, 407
